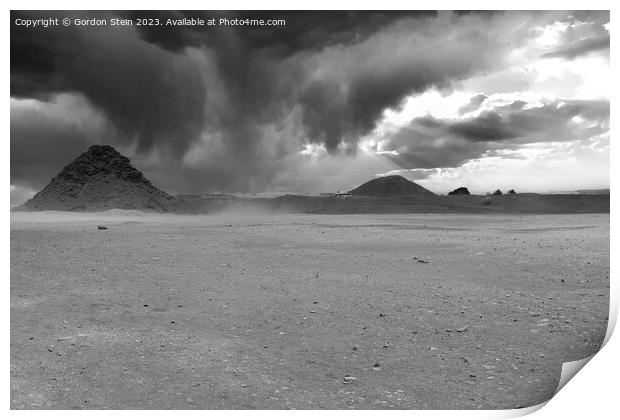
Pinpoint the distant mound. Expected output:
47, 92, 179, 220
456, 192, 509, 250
448, 187, 470, 195
21, 145, 174, 211
349, 175, 436, 197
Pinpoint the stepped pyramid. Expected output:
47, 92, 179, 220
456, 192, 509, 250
22, 145, 175, 211
349, 175, 436, 197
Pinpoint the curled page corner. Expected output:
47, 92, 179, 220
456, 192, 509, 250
493, 355, 598, 419
554, 355, 595, 396
549, 291, 618, 399
504, 316, 615, 418
550, 316, 614, 400
501, 401, 548, 418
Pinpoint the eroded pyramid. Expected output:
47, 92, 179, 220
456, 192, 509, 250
349, 175, 436, 197
22, 145, 175, 211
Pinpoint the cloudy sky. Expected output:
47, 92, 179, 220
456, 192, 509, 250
10, 10, 610, 204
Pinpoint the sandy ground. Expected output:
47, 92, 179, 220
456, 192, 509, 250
10, 211, 609, 409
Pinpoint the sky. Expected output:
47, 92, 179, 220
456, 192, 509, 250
10, 10, 610, 204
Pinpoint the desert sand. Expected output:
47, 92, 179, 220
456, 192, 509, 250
10, 211, 609, 409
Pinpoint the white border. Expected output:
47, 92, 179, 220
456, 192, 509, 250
4, 2, 617, 419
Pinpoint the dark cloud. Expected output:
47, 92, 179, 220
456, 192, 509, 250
295, 11, 537, 151
11, 10, 603, 198
458, 94, 487, 115
127, 11, 436, 56
569, 10, 610, 24
298, 79, 347, 152
384, 132, 490, 169
12, 10, 443, 192
10, 96, 104, 190
383, 99, 609, 168
418, 99, 608, 143
11, 11, 206, 156
450, 112, 523, 142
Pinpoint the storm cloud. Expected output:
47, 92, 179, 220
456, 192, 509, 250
10, 10, 611, 199
11, 11, 206, 156
540, 13, 610, 60
382, 98, 609, 169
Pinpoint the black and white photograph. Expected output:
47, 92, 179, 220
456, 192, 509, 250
9, 7, 612, 412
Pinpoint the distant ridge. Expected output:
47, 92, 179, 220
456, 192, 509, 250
573, 189, 610, 195
349, 175, 436, 197
22, 145, 174, 211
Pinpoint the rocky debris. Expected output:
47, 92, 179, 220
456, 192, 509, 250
22, 145, 175, 212
448, 187, 470, 195
343, 375, 356, 384
349, 175, 436, 197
